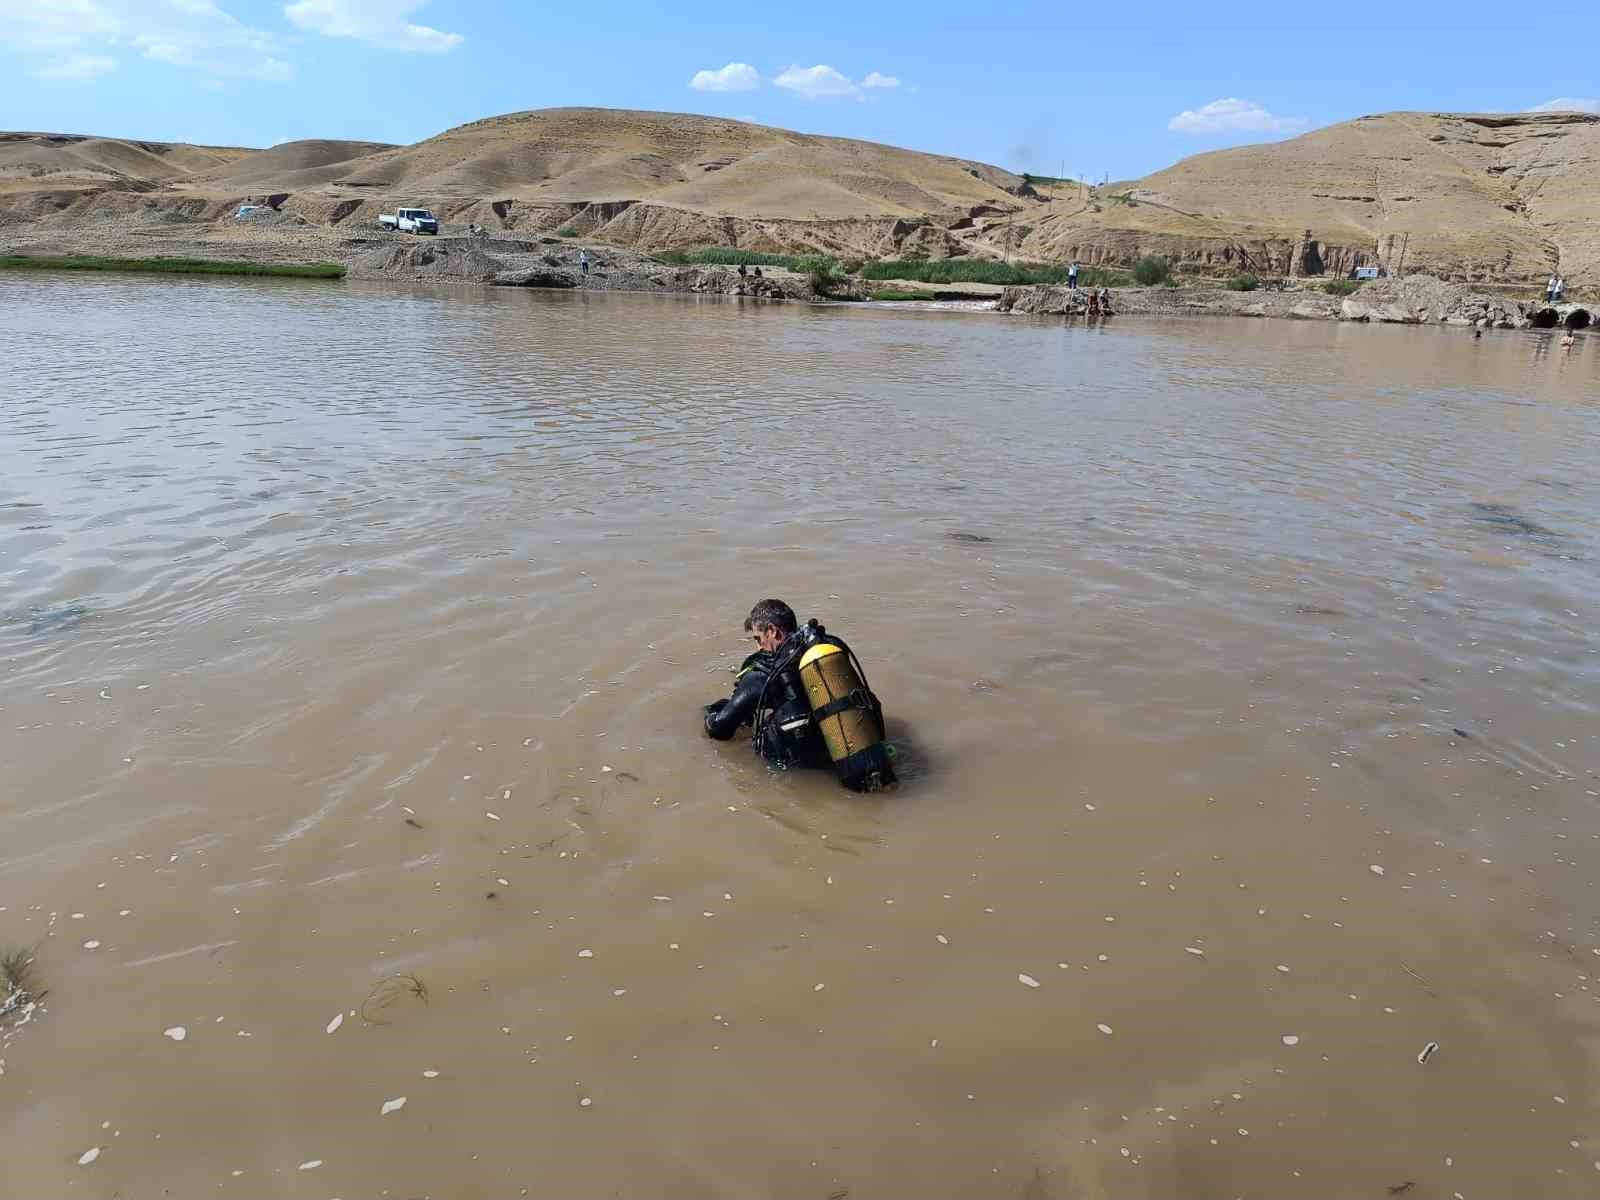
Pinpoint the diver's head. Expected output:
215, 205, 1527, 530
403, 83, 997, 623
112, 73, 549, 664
743, 598, 797, 653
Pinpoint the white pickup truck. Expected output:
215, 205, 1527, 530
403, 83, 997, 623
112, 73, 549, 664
378, 207, 439, 235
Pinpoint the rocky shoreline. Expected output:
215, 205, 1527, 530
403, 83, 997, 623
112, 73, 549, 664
998, 275, 1590, 330
347, 235, 849, 301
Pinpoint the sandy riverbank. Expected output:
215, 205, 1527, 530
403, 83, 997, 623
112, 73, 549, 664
5, 214, 1592, 332
0, 217, 839, 301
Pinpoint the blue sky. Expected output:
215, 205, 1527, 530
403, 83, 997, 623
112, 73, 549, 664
2, 0, 1596, 180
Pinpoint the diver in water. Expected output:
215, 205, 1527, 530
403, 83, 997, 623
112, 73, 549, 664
704, 598, 896, 791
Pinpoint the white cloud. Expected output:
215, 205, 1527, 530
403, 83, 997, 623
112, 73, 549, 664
0, 0, 120, 52
0, 0, 291, 80
1167, 98, 1307, 135
774, 63, 860, 101
1525, 97, 1600, 113
861, 71, 899, 90
689, 61, 759, 92
34, 52, 117, 79
283, 0, 462, 53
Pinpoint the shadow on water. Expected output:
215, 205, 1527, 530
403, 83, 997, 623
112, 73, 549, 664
882, 715, 936, 787
1469, 501, 1561, 542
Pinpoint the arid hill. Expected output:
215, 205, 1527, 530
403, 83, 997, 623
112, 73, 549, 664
1018, 110, 1598, 284
0, 131, 253, 193
1, 107, 1593, 283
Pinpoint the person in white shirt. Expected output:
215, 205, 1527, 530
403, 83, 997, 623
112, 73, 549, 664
1546, 273, 1559, 302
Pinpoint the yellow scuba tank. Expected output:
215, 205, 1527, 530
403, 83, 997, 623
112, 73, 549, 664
795, 625, 895, 791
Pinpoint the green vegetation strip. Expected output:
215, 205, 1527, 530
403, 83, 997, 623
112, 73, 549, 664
653, 247, 811, 269
0, 255, 345, 279
867, 289, 939, 301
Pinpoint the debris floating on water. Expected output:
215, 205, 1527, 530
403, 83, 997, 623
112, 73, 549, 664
78, 1147, 101, 1165
578, 949, 594, 958
1370, 865, 1387, 876
380, 1097, 406, 1115
1019, 974, 1041, 988
1185, 947, 1204, 956
1097, 1023, 1114, 1036
361, 975, 429, 1025
422, 1069, 439, 1078
1417, 1041, 1439, 1064
163, 1026, 187, 1042
298, 1159, 322, 1171
1282, 1035, 1300, 1046
326, 1013, 343, 1034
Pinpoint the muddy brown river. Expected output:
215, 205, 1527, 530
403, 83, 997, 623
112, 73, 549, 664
2, 272, 1599, 1198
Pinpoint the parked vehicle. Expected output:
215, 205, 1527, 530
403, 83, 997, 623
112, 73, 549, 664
378, 208, 439, 235
235, 205, 267, 220
1351, 266, 1386, 281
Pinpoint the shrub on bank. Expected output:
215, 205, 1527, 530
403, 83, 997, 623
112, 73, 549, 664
795, 253, 845, 296
554, 227, 580, 238
1322, 279, 1362, 296
1132, 256, 1171, 286
1225, 273, 1260, 291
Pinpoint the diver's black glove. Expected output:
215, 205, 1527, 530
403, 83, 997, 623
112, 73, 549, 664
703, 699, 728, 716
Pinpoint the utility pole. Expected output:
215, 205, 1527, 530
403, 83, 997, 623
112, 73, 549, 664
1395, 231, 1409, 278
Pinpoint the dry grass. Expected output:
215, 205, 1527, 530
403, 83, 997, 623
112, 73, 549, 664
1, 946, 41, 1015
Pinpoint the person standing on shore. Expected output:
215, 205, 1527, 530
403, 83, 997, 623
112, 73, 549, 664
579, 250, 590, 276
1546, 273, 1558, 302
1068, 260, 1080, 290
1553, 275, 1565, 302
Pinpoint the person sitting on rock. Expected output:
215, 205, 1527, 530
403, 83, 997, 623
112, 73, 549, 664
737, 263, 748, 277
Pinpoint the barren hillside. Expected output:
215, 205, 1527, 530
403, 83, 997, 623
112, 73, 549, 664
0, 107, 1594, 283
0, 132, 253, 194
1018, 111, 1598, 283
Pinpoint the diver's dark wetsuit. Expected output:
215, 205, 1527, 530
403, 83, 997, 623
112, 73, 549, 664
704, 638, 831, 770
